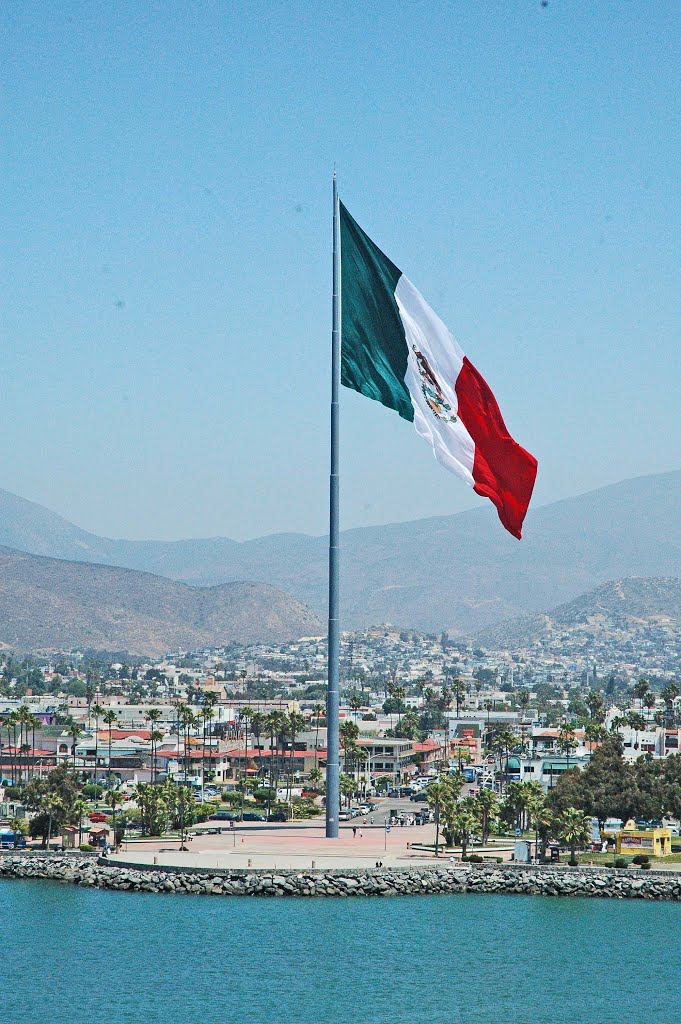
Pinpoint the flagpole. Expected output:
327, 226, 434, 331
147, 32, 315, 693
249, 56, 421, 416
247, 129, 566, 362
325, 172, 341, 839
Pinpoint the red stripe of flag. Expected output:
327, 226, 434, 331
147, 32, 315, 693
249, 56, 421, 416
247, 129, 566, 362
455, 356, 538, 539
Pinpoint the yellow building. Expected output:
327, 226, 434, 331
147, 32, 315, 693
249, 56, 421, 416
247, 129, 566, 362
616, 821, 673, 858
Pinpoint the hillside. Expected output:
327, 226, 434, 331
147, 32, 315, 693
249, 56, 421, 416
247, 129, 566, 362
0, 547, 322, 656
474, 577, 681, 650
1, 470, 681, 633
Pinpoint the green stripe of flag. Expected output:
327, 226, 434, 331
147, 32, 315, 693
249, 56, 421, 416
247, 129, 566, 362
339, 202, 414, 422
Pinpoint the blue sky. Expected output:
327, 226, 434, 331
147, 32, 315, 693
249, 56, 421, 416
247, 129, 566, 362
2, 1, 679, 540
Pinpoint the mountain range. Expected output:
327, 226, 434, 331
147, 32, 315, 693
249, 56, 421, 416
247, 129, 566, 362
1, 470, 681, 635
474, 576, 681, 650
0, 547, 322, 656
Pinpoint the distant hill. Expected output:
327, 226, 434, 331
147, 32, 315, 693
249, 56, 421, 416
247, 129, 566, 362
0, 546, 322, 656
1, 470, 681, 633
474, 577, 681, 650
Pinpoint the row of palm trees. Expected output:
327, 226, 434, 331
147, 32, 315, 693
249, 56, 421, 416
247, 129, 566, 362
2, 706, 40, 784
231, 706, 327, 815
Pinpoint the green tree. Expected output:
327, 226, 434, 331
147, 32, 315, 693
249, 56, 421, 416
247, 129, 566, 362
426, 777, 457, 857
145, 707, 163, 785
585, 690, 606, 723
445, 803, 479, 858
474, 788, 499, 845
91, 703, 105, 784
557, 723, 577, 771
102, 709, 119, 787
633, 678, 650, 710
557, 806, 592, 865
549, 734, 637, 826
24, 764, 82, 847
339, 773, 355, 808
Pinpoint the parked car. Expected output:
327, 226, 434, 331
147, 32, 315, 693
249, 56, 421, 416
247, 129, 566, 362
241, 812, 264, 822
410, 792, 428, 802
88, 812, 108, 822
208, 811, 237, 821
267, 811, 287, 822
338, 811, 352, 821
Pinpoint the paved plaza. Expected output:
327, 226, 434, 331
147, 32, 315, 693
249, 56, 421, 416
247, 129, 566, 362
110, 819, 515, 870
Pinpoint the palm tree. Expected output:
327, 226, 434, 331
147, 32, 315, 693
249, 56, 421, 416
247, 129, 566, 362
16, 706, 34, 782
249, 711, 265, 777
661, 683, 679, 725
28, 712, 39, 783
557, 723, 577, 772
107, 789, 124, 850
426, 778, 452, 857
340, 721, 359, 773
584, 721, 606, 756
392, 685, 406, 730
448, 805, 479, 858
91, 703, 105, 786
264, 711, 284, 817
557, 807, 592, 865
179, 705, 197, 782
286, 712, 306, 804
238, 706, 254, 818
451, 678, 466, 718
69, 722, 83, 771
312, 703, 325, 769
625, 711, 646, 752
203, 691, 219, 780
69, 795, 88, 848
145, 708, 163, 784
490, 730, 515, 796
5, 712, 18, 784
102, 709, 119, 788
339, 773, 355, 808
642, 691, 656, 723
527, 793, 553, 862
149, 730, 164, 785
633, 677, 650, 711
474, 787, 499, 845
44, 793, 63, 850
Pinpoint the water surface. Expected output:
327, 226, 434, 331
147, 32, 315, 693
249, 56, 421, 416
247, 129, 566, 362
2, 880, 677, 1023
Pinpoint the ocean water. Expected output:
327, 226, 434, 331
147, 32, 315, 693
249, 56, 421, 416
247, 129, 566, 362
2, 880, 678, 1023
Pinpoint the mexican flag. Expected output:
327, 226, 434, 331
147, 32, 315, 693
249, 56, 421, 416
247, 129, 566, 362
340, 201, 538, 539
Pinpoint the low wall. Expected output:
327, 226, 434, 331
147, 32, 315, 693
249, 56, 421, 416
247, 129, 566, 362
1, 853, 681, 900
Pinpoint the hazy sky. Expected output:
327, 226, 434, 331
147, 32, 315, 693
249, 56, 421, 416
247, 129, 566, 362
2, 2, 679, 541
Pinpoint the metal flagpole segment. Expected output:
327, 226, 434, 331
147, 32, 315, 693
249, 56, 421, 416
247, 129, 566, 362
325, 172, 341, 839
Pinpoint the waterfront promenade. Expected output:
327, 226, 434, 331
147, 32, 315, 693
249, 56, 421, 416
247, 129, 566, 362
110, 822, 515, 870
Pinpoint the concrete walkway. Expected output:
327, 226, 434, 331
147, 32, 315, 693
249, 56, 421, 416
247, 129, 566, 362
110, 823, 515, 871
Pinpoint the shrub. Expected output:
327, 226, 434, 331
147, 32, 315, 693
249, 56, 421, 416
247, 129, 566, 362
631, 854, 650, 865
79, 844, 95, 852
468, 854, 483, 864
252, 788, 275, 804
640, 861, 652, 870
220, 792, 242, 806
615, 857, 628, 869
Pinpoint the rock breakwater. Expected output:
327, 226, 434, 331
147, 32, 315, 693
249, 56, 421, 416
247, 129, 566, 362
1, 854, 680, 900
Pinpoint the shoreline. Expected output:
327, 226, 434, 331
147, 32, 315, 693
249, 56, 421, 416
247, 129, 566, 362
2, 852, 681, 900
